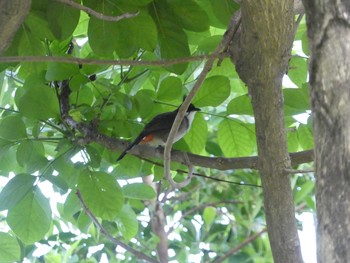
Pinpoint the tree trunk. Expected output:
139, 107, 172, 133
0, 0, 31, 54
235, 1, 303, 262
303, 1, 350, 262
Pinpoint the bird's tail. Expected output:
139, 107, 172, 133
116, 134, 144, 162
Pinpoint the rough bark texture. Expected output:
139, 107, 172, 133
302, 1, 350, 262
0, 0, 31, 54
235, 1, 303, 262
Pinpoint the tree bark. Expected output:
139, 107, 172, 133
302, 1, 350, 262
235, 1, 303, 262
143, 177, 168, 263
0, 0, 31, 54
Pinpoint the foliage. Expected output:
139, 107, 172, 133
0, 0, 314, 262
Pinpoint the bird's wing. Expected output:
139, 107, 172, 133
142, 110, 178, 134
116, 110, 177, 161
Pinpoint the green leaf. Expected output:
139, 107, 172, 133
118, 0, 153, 5
302, 32, 310, 56
73, 11, 89, 37
193, 76, 230, 107
24, 11, 55, 40
47, 1, 80, 40
7, 189, 51, 244
150, 1, 190, 74
62, 191, 81, 220
46, 61, 80, 81
205, 140, 223, 156
115, 205, 138, 241
134, 90, 155, 119
88, 17, 118, 57
198, 35, 222, 53
227, 94, 254, 115
16, 74, 60, 120
88, 3, 157, 57
169, 0, 210, 32
114, 10, 157, 56
305, 196, 316, 211
157, 76, 183, 102
77, 211, 92, 233
18, 29, 46, 76
183, 114, 208, 154
0, 174, 36, 211
288, 57, 308, 87
295, 21, 306, 40
218, 119, 255, 157
44, 253, 63, 263
16, 140, 47, 172
203, 206, 216, 226
209, 0, 240, 28
70, 85, 94, 107
295, 181, 314, 204
115, 155, 143, 178
153, 165, 165, 182
78, 171, 124, 220
287, 130, 300, 152
52, 154, 79, 189
208, 59, 240, 79
0, 146, 24, 174
298, 124, 314, 150
0, 115, 27, 140
69, 74, 90, 92
0, 232, 21, 263
0, 139, 13, 159
44, 174, 69, 194
122, 183, 156, 200
85, 145, 102, 168
284, 86, 310, 116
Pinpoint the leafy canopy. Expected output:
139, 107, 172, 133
0, 0, 313, 262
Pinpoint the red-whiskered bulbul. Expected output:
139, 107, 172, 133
116, 104, 200, 161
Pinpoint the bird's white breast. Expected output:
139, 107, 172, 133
173, 111, 197, 142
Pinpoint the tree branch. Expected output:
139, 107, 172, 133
0, 54, 209, 66
163, 13, 242, 188
143, 177, 168, 262
236, 1, 303, 262
212, 228, 267, 263
0, 0, 31, 54
76, 190, 159, 263
54, 0, 139, 22
58, 71, 313, 172
140, 157, 262, 187
61, 112, 314, 171
134, 144, 313, 170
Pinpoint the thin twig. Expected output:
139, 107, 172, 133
76, 190, 159, 263
0, 55, 209, 66
54, 0, 139, 22
212, 228, 267, 263
140, 157, 262, 188
0, 106, 20, 114
166, 152, 194, 189
164, 13, 242, 187
285, 168, 314, 174
294, 14, 305, 36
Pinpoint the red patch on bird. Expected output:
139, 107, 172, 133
140, 134, 154, 144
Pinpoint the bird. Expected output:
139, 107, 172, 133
116, 103, 200, 161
